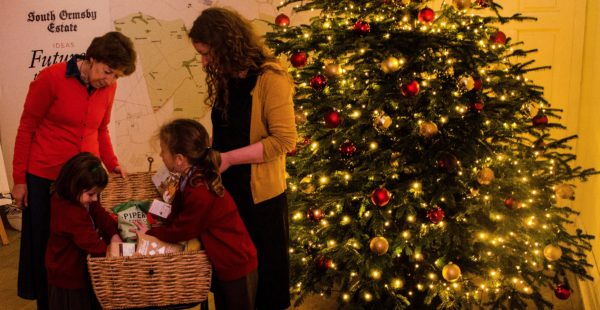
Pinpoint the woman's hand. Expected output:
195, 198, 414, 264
113, 166, 127, 178
219, 152, 232, 173
12, 183, 28, 209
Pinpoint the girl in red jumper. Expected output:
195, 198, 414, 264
134, 118, 258, 310
45, 152, 121, 310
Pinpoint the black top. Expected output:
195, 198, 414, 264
211, 71, 258, 205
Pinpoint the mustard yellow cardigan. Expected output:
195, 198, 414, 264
249, 63, 297, 203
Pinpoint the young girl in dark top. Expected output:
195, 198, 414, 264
133, 118, 258, 310
45, 152, 121, 310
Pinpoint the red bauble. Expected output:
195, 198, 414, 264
401, 81, 420, 96
477, 0, 489, 7
307, 208, 324, 222
554, 284, 571, 300
418, 7, 436, 23
532, 114, 548, 126
324, 110, 341, 128
286, 147, 297, 156
275, 13, 290, 27
437, 152, 459, 174
504, 197, 521, 210
490, 30, 507, 44
471, 99, 484, 112
302, 136, 311, 145
353, 20, 370, 35
339, 141, 357, 157
315, 256, 333, 271
427, 207, 445, 224
371, 188, 391, 207
310, 74, 327, 91
473, 78, 483, 91
290, 51, 308, 68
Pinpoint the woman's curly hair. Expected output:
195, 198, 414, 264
188, 7, 284, 118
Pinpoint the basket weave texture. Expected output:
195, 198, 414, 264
89, 171, 212, 309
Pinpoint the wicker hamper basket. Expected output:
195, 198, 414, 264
88, 172, 212, 309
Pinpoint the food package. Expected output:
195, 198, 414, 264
152, 166, 180, 204
107, 242, 136, 257
112, 201, 151, 242
135, 233, 183, 256
148, 199, 172, 219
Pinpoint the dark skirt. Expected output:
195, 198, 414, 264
236, 193, 291, 310
48, 284, 100, 310
18, 173, 53, 310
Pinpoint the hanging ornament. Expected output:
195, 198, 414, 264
554, 284, 571, 300
437, 152, 459, 174
310, 74, 327, 91
418, 7, 435, 23
452, 0, 472, 10
302, 135, 311, 146
419, 121, 438, 138
390, 152, 403, 168
353, 19, 370, 35
324, 110, 341, 128
442, 262, 462, 282
381, 56, 401, 73
476, 167, 495, 185
543, 244, 563, 261
295, 111, 307, 125
339, 141, 357, 157
371, 187, 391, 207
286, 147, 297, 156
477, 0, 489, 7
532, 114, 549, 126
307, 208, 324, 222
555, 183, 575, 199
290, 51, 308, 68
369, 236, 389, 255
490, 30, 507, 44
401, 81, 420, 96
275, 13, 290, 27
299, 176, 315, 194
504, 197, 522, 210
459, 75, 476, 91
473, 78, 483, 91
373, 114, 392, 131
315, 256, 333, 272
470, 98, 484, 112
427, 206, 445, 224
324, 63, 341, 78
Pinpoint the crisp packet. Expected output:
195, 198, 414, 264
112, 201, 151, 242
135, 233, 183, 256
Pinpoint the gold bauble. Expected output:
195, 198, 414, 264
459, 75, 475, 91
419, 121, 439, 138
295, 111, 307, 125
369, 236, 389, 256
452, 0, 472, 10
442, 262, 462, 282
324, 63, 341, 78
300, 176, 315, 194
543, 244, 563, 261
374, 114, 392, 130
380, 56, 401, 74
476, 167, 495, 185
555, 184, 575, 199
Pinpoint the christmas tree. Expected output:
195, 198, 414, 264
266, 0, 597, 308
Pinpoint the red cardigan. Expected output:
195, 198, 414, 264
45, 195, 118, 289
13, 61, 119, 184
148, 182, 258, 281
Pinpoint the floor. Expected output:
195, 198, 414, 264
0, 218, 586, 310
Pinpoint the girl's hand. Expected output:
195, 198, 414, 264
130, 220, 149, 235
110, 234, 122, 243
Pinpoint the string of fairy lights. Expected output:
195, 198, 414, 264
270, 0, 580, 306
